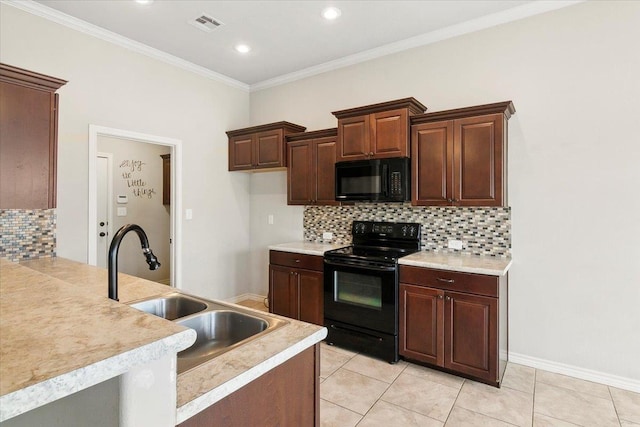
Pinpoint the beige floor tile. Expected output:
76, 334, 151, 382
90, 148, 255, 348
536, 370, 610, 399
320, 368, 389, 415
446, 407, 519, 427
502, 363, 536, 394
455, 380, 533, 427
534, 382, 619, 427
381, 372, 459, 422
358, 400, 444, 427
319, 399, 362, 427
403, 363, 465, 389
342, 353, 407, 383
321, 346, 352, 379
533, 413, 580, 426
610, 386, 640, 424
321, 341, 358, 358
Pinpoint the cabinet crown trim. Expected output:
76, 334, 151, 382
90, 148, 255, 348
226, 121, 306, 137
411, 101, 515, 124
286, 127, 338, 142
0, 63, 67, 92
332, 97, 427, 119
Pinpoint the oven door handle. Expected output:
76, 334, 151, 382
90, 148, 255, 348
324, 259, 397, 272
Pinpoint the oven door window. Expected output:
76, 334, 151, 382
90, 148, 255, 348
334, 271, 382, 310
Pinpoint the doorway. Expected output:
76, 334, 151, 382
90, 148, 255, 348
88, 125, 182, 288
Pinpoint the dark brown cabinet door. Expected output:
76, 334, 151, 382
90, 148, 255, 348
160, 154, 170, 205
454, 114, 504, 206
399, 284, 444, 366
337, 115, 370, 161
0, 64, 66, 209
411, 120, 453, 206
371, 108, 409, 158
228, 134, 254, 170
287, 141, 313, 205
313, 137, 337, 205
269, 265, 298, 319
255, 129, 284, 169
298, 270, 324, 326
444, 291, 497, 381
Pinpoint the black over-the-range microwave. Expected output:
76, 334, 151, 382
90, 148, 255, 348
335, 157, 410, 202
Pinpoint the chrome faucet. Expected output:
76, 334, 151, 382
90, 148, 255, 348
108, 224, 161, 301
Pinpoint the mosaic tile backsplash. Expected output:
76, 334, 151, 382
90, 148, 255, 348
304, 203, 510, 257
0, 209, 56, 262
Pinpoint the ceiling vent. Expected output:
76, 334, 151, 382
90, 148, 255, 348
188, 13, 224, 33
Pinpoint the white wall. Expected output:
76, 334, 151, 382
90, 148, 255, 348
249, 1, 640, 382
0, 4, 252, 300
98, 136, 171, 282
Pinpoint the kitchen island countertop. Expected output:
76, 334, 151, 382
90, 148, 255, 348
2, 257, 326, 424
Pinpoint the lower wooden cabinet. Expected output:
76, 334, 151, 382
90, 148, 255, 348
269, 251, 324, 326
399, 265, 508, 386
178, 344, 320, 427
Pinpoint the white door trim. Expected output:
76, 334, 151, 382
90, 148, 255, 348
88, 125, 183, 289
96, 152, 114, 267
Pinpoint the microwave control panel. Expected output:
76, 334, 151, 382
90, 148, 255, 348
390, 171, 402, 196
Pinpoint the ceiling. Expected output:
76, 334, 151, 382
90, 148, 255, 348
27, 1, 569, 89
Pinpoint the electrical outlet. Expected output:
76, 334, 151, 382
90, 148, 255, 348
448, 240, 463, 250
322, 232, 333, 241
185, 209, 193, 220
267, 214, 274, 225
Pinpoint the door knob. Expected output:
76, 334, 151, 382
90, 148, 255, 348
99, 232, 106, 237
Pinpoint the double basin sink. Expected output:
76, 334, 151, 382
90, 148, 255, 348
129, 292, 287, 373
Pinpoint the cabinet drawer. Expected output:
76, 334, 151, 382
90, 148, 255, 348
399, 265, 498, 297
270, 250, 324, 271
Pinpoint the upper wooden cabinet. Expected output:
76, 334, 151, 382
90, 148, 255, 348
226, 121, 306, 171
411, 101, 515, 207
332, 98, 426, 162
160, 154, 170, 205
286, 128, 338, 206
0, 63, 67, 209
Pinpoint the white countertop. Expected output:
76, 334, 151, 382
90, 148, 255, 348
399, 251, 512, 276
269, 241, 346, 256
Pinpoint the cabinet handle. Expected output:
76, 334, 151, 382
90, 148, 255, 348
438, 295, 443, 299
445, 296, 451, 301
437, 278, 454, 283
369, 152, 374, 156
294, 259, 300, 263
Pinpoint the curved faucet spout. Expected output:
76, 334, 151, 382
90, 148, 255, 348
108, 224, 161, 301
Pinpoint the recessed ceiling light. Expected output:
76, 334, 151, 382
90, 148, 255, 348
235, 44, 251, 54
322, 7, 341, 20
135, 0, 154, 4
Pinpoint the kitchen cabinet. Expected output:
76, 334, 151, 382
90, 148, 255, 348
269, 250, 324, 326
226, 121, 306, 171
332, 97, 426, 162
286, 128, 338, 206
411, 101, 515, 207
0, 63, 66, 209
179, 344, 320, 427
160, 153, 170, 205
399, 265, 508, 387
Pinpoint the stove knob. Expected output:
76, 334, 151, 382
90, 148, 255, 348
410, 226, 416, 236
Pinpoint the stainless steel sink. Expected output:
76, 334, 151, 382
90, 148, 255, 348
128, 293, 287, 373
130, 293, 207, 320
176, 310, 273, 373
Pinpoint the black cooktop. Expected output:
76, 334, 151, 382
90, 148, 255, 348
325, 245, 418, 263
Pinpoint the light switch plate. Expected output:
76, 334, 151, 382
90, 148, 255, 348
117, 207, 127, 217
185, 209, 193, 220
448, 240, 463, 250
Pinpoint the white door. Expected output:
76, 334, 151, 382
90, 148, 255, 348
96, 154, 112, 268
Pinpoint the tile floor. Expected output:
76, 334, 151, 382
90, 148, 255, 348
236, 301, 640, 426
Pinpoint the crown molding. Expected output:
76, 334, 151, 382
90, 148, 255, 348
250, 0, 585, 92
2, 0, 250, 92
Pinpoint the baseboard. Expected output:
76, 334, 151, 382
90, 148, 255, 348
225, 293, 267, 304
509, 351, 640, 393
